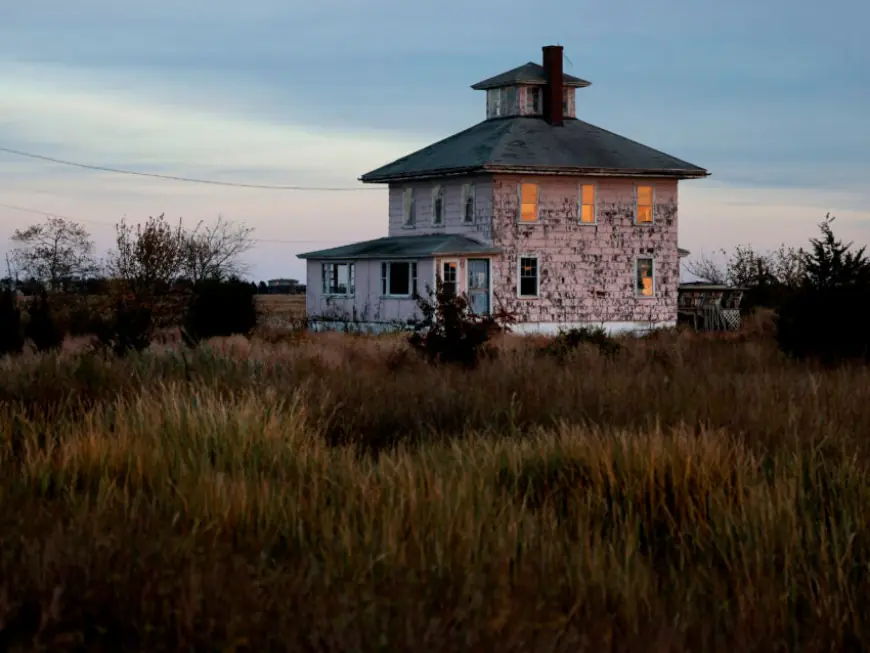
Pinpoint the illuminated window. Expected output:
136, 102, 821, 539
636, 185, 654, 224
519, 183, 539, 223
441, 261, 458, 296
518, 256, 539, 297
579, 184, 596, 224
636, 258, 654, 297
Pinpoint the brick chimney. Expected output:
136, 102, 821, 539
542, 45, 564, 126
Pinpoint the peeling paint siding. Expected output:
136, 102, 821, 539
490, 175, 679, 325
387, 178, 494, 242
305, 259, 434, 324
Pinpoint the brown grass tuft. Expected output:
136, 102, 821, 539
1, 326, 869, 650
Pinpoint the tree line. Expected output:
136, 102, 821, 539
0, 214, 264, 357
3, 213, 255, 294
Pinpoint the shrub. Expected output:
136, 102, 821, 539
182, 277, 259, 345
408, 280, 506, 368
540, 326, 622, 361
0, 289, 24, 355
24, 291, 64, 352
776, 285, 870, 364
775, 215, 870, 365
93, 299, 154, 357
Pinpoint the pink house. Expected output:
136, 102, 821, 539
299, 45, 707, 334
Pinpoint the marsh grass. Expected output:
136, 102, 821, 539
1, 327, 870, 651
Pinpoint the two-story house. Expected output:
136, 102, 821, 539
299, 45, 708, 334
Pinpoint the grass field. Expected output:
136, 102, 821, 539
2, 318, 870, 651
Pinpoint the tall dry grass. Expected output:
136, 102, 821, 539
1, 327, 870, 651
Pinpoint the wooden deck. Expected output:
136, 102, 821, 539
678, 284, 745, 332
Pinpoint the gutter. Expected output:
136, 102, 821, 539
361, 166, 710, 184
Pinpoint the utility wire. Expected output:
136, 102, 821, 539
0, 146, 383, 191
0, 201, 344, 245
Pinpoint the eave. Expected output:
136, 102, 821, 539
360, 165, 710, 184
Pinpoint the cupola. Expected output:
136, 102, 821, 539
470, 45, 591, 124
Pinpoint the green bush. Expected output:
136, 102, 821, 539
775, 215, 870, 365
0, 289, 24, 356
182, 277, 258, 345
93, 299, 154, 357
24, 291, 64, 352
408, 280, 505, 369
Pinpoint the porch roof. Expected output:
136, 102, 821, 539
297, 234, 501, 260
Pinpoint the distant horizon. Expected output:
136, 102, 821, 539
2, 0, 868, 281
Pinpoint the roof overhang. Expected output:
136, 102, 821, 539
299, 249, 501, 261
361, 165, 710, 184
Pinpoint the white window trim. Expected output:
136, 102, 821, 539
634, 256, 656, 298
634, 183, 655, 225
517, 182, 540, 224
322, 261, 355, 297
431, 184, 445, 226
578, 181, 598, 225
461, 183, 476, 224
402, 187, 416, 228
439, 259, 459, 293
381, 260, 418, 298
517, 254, 540, 299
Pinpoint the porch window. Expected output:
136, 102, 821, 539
381, 261, 418, 297
461, 183, 475, 224
518, 183, 539, 223
518, 256, 539, 298
403, 187, 416, 227
579, 183, 596, 224
636, 185, 654, 224
432, 184, 444, 225
636, 257, 654, 297
322, 262, 355, 296
441, 261, 458, 297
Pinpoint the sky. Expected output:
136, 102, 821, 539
1, 0, 868, 282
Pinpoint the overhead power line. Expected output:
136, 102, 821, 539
0, 146, 383, 191
0, 201, 343, 245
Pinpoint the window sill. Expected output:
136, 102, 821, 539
401, 225, 417, 230
635, 295, 657, 300
324, 294, 354, 298
634, 221, 655, 226
381, 295, 415, 300
517, 295, 540, 300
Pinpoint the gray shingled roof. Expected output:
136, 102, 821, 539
471, 62, 591, 90
360, 117, 708, 183
298, 234, 501, 260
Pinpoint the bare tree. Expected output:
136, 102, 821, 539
183, 215, 254, 282
108, 214, 187, 296
684, 250, 727, 284
10, 217, 97, 289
